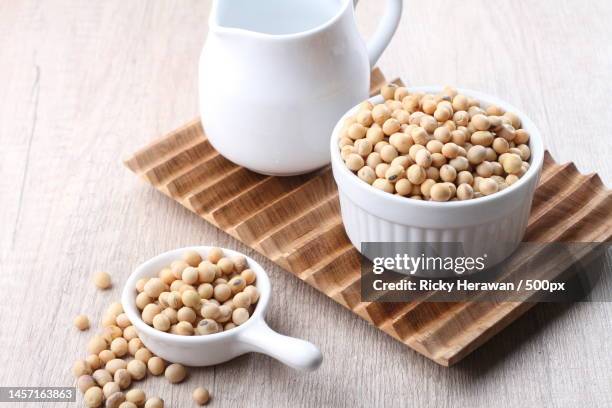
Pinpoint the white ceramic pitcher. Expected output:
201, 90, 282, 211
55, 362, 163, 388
200, 0, 403, 176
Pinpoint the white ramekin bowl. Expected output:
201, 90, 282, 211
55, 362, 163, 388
330, 87, 544, 275
122, 246, 322, 370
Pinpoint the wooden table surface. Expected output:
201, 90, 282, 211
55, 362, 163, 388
1, 1, 611, 407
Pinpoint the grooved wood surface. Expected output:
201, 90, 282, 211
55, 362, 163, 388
124, 69, 612, 367
2, 1, 612, 407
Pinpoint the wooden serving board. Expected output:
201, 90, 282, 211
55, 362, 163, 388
125, 68, 612, 366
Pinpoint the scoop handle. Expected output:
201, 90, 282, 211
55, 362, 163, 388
354, 0, 403, 68
237, 319, 323, 371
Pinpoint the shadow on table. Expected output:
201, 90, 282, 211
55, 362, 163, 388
454, 249, 611, 377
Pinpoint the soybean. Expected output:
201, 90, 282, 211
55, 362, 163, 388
192, 387, 211, 405
74, 315, 90, 331
341, 88, 531, 200
93, 272, 112, 289
164, 364, 187, 384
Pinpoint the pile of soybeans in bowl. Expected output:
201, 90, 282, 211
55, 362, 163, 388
338, 84, 531, 201
136, 248, 259, 335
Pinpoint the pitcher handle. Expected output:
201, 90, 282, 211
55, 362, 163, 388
354, 0, 403, 68
237, 319, 323, 371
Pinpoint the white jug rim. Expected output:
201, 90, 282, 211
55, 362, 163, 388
209, 0, 353, 39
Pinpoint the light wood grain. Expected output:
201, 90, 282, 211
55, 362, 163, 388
1, 1, 611, 407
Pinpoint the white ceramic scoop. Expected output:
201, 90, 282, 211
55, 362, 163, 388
122, 246, 323, 371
